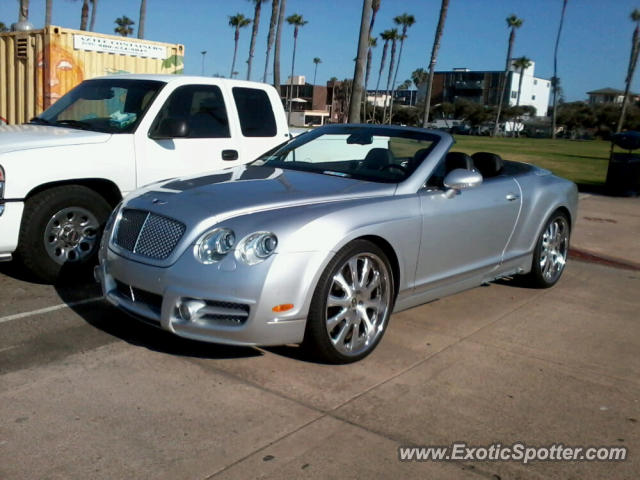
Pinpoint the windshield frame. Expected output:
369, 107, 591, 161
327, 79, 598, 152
34, 78, 167, 134
251, 125, 442, 184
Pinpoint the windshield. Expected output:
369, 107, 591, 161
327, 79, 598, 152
252, 126, 439, 183
33, 79, 165, 133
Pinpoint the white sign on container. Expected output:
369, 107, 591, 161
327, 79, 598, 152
73, 34, 166, 59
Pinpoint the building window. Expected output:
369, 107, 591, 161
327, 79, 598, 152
532, 95, 536, 100
511, 91, 517, 98
533, 79, 537, 85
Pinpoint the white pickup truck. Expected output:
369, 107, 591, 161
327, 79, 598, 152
0, 74, 289, 282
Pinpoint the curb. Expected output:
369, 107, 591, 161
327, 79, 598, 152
569, 248, 640, 272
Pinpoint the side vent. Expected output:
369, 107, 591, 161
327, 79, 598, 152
16, 37, 28, 59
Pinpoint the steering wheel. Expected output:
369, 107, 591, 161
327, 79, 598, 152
381, 163, 407, 174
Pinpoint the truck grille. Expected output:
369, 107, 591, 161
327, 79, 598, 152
114, 208, 186, 260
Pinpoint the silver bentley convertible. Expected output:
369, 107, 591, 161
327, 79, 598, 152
95, 125, 578, 363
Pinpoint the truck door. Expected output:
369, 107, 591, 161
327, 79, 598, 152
134, 84, 243, 187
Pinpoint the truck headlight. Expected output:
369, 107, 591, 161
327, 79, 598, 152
235, 232, 278, 265
195, 228, 236, 264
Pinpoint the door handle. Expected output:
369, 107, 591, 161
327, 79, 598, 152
506, 193, 520, 201
222, 149, 239, 161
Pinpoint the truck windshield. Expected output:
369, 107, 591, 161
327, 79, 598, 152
33, 79, 165, 134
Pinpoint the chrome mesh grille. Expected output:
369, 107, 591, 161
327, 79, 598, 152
114, 209, 186, 260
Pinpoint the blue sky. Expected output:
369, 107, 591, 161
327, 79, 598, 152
2, 0, 639, 102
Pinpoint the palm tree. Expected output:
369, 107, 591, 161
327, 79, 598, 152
493, 14, 524, 136
362, 37, 377, 120
263, 0, 279, 83
273, 0, 286, 88
411, 68, 427, 89
229, 14, 251, 78
551, 0, 568, 139
372, 29, 395, 123
617, 9, 640, 132
137, 0, 147, 38
382, 28, 399, 124
388, 13, 415, 123
246, 0, 267, 80
18, 0, 29, 22
45, 0, 53, 26
362, 0, 380, 120
398, 79, 411, 90
80, 0, 89, 30
0, 22, 8, 33
422, 0, 450, 127
349, 0, 373, 123
285, 13, 308, 124
313, 57, 322, 85
513, 56, 532, 106
114, 15, 135, 37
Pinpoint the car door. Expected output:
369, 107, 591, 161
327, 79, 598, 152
134, 84, 243, 187
414, 174, 521, 293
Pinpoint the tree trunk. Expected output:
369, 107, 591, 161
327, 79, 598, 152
551, 0, 568, 139
423, 0, 449, 127
273, 0, 286, 89
231, 28, 240, 78
494, 28, 516, 136
80, 0, 89, 30
19, 0, 29, 22
313, 64, 318, 85
138, 0, 147, 39
382, 38, 397, 124
89, 0, 98, 31
372, 42, 388, 123
247, 0, 262, 80
45, 0, 52, 26
263, 0, 279, 83
617, 25, 640, 132
388, 33, 406, 124
288, 28, 299, 125
348, 0, 372, 123
363, 47, 373, 121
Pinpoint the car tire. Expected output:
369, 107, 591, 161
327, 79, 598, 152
16, 185, 112, 283
526, 210, 570, 288
303, 239, 395, 364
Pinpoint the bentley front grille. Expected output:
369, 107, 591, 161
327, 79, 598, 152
114, 209, 186, 260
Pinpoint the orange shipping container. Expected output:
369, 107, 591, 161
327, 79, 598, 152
0, 25, 184, 125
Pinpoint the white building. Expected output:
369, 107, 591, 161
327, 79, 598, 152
506, 60, 551, 117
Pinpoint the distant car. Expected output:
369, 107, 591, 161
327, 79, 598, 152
95, 125, 578, 363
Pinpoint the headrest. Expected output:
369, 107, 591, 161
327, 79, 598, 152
362, 148, 393, 170
471, 152, 503, 177
445, 151, 474, 172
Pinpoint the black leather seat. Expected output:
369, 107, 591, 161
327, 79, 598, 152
471, 152, 503, 177
444, 151, 475, 173
361, 148, 394, 170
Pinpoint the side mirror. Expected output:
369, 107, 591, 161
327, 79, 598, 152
443, 168, 483, 197
150, 117, 189, 139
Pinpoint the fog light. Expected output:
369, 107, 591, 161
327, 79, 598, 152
178, 299, 206, 321
272, 303, 294, 313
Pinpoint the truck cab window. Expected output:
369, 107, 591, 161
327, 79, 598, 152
152, 85, 231, 139
232, 87, 277, 137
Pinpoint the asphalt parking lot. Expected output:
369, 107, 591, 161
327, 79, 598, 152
1, 251, 638, 479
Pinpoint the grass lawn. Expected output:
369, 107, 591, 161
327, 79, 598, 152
452, 135, 611, 186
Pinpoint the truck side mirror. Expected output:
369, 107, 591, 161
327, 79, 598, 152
150, 117, 189, 139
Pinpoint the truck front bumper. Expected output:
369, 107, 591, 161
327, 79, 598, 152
0, 201, 24, 260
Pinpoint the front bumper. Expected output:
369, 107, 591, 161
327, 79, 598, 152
96, 245, 330, 347
0, 200, 24, 259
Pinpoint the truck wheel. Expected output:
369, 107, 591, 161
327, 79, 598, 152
303, 240, 394, 364
16, 185, 112, 283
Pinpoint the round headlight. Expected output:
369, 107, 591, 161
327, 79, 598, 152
236, 232, 278, 265
196, 228, 236, 264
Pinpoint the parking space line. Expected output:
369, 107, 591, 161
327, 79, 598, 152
0, 297, 104, 325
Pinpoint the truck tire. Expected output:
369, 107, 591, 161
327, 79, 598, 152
16, 185, 112, 283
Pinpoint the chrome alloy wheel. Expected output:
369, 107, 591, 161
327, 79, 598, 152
539, 215, 569, 283
325, 253, 391, 357
44, 207, 100, 264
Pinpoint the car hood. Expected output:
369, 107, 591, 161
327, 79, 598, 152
126, 165, 397, 224
0, 124, 111, 154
